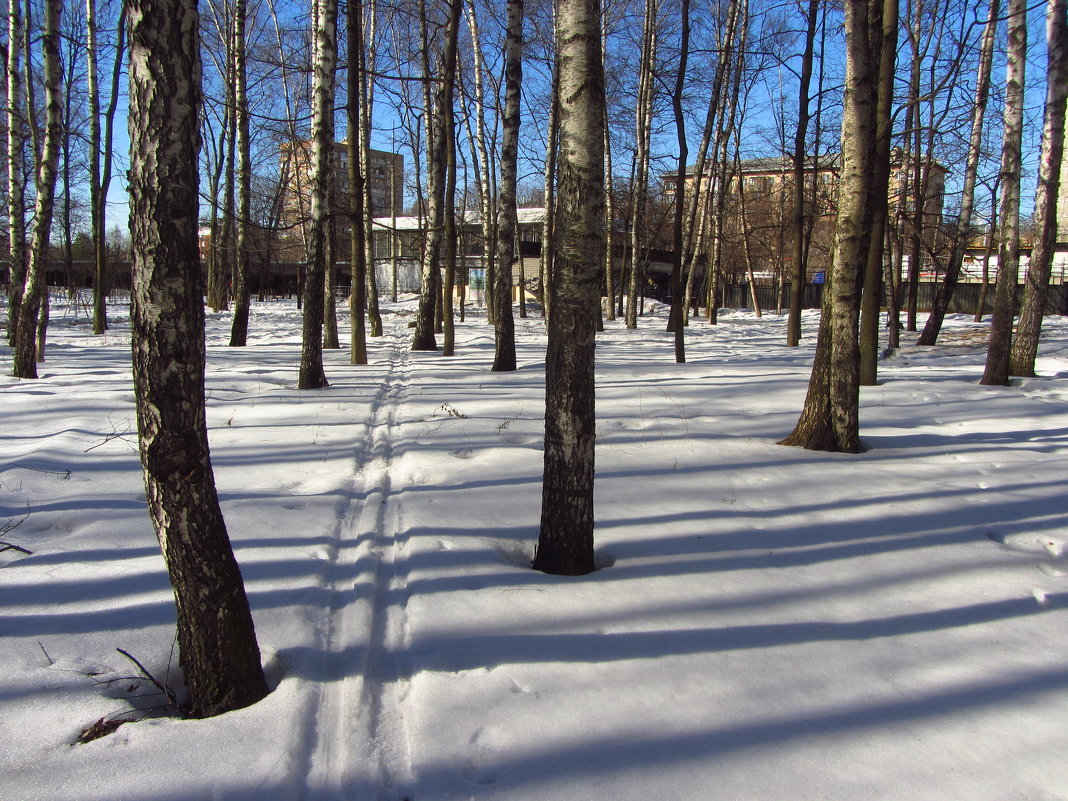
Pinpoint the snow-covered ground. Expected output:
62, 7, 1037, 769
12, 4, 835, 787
2, 296, 1067, 801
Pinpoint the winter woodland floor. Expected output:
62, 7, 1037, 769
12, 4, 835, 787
2, 295, 1067, 801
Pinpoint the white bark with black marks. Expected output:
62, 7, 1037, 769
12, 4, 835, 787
534, 0, 605, 576
127, 0, 268, 717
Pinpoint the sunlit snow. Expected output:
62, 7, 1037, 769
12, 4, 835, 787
2, 295, 1067, 800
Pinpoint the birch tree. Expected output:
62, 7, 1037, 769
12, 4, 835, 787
1009, 0, 1068, 376
786, 0, 819, 347
411, 0, 440, 350
492, 0, 522, 371
87, 0, 103, 329
625, 0, 657, 329
857, 0, 897, 385
12, 0, 63, 378
533, 0, 605, 576
348, 0, 368, 365
440, 0, 461, 357
981, 0, 1026, 386
228, 0, 252, 346
298, 0, 337, 388
780, 0, 896, 452
539, 53, 559, 322
462, 0, 498, 324
6, 0, 27, 348
360, 0, 382, 337
666, 0, 688, 363
127, 0, 268, 717
917, 0, 1000, 346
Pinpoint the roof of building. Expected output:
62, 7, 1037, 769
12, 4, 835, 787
371, 207, 546, 231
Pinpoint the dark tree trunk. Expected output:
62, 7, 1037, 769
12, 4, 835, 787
229, 0, 251, 347
858, 0, 898, 385
348, 0, 368, 365
492, 0, 522, 372
666, 0, 688, 363
440, 0, 461, 357
127, 0, 268, 718
787, 0, 819, 347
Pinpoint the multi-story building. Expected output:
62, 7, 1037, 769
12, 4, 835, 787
279, 141, 403, 240
659, 151, 948, 284
661, 151, 947, 222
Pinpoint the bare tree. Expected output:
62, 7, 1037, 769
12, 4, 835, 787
539, 50, 559, 324
229, 0, 252, 346
533, 0, 605, 576
440, 0, 461, 357
127, 0, 269, 717
680, 0, 740, 324
298, 0, 337, 388
981, 0, 1027, 386
858, 0, 898, 384
492, 0, 522, 371
666, 0, 688, 364
786, 0, 820, 347
462, 0, 499, 325
348, 0, 368, 365
411, 0, 442, 350
6, 0, 27, 348
1009, 0, 1068, 376
780, 0, 897, 452
624, 0, 657, 329
12, 0, 63, 378
360, 0, 383, 338
917, 0, 1000, 346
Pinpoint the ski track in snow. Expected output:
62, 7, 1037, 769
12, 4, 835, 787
301, 323, 414, 801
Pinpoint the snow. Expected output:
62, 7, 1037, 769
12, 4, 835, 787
2, 296, 1067, 801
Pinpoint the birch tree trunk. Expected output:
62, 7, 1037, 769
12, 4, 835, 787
681, 0, 739, 325
440, 0, 461, 357
540, 54, 560, 323
1009, 0, 1067, 376
411, 0, 442, 350
786, 0, 819, 347
666, 0, 688, 364
625, 0, 656, 329
917, 0, 1000, 345
212, 5, 235, 314
6, 0, 26, 348
492, 0, 522, 372
780, 0, 895, 452
706, 4, 748, 325
348, 0, 368, 365
298, 0, 336, 388
229, 0, 252, 346
127, 0, 268, 717
858, 0, 898, 385
361, 0, 382, 337
12, 0, 63, 379
981, 0, 1027, 386
464, 0, 498, 325
87, 0, 105, 332
534, 0, 605, 577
